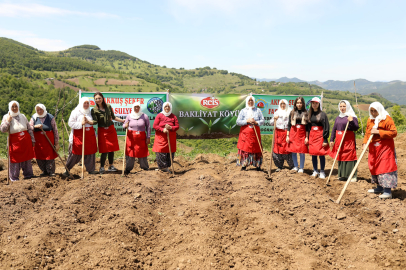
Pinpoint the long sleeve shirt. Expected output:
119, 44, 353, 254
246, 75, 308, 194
68, 109, 94, 143
363, 116, 397, 144
29, 116, 59, 145
307, 110, 330, 143
153, 113, 179, 133
330, 116, 359, 142
270, 115, 289, 129
1, 114, 35, 142
236, 108, 265, 126
124, 114, 151, 138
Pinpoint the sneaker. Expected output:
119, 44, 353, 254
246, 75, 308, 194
241, 166, 247, 171
62, 171, 70, 177
368, 186, 384, 194
88, 171, 99, 175
276, 168, 282, 172
350, 177, 358, 182
124, 170, 130, 176
338, 177, 347, 181
379, 192, 392, 199
99, 167, 105, 174
291, 167, 298, 172
49, 173, 56, 177
23, 176, 32, 179
319, 172, 326, 179
311, 171, 319, 178
40, 172, 49, 177
108, 165, 118, 172
256, 167, 262, 171
298, 169, 304, 173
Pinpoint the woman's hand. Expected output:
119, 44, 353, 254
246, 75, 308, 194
362, 144, 367, 151
146, 138, 150, 145
34, 124, 43, 129
163, 128, 168, 133
286, 136, 290, 144
371, 128, 380, 135
165, 124, 172, 130
55, 144, 60, 151
124, 122, 129, 129
304, 137, 309, 145
348, 115, 353, 122
322, 142, 328, 147
274, 116, 279, 121
330, 141, 334, 148
7, 114, 12, 123
81, 117, 86, 126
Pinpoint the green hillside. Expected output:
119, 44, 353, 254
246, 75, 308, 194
0, 37, 405, 157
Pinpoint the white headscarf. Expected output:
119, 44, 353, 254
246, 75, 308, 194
130, 101, 143, 120
9, 100, 20, 117
274, 99, 292, 119
161, 102, 172, 117
245, 95, 255, 118
369, 102, 390, 128
338, 100, 357, 118
76, 97, 91, 116
33, 104, 47, 119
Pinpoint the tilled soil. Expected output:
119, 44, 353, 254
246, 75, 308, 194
1, 134, 406, 269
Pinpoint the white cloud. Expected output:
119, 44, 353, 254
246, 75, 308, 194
0, 3, 119, 18
0, 28, 71, 51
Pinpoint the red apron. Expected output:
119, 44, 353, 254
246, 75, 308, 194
9, 131, 35, 163
126, 130, 149, 158
274, 128, 289, 155
72, 127, 97, 155
237, 125, 262, 153
329, 130, 357, 161
309, 126, 330, 156
152, 130, 177, 153
368, 139, 397, 175
98, 125, 120, 153
33, 130, 58, 160
287, 124, 308, 154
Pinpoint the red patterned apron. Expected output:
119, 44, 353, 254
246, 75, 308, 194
368, 139, 397, 175
329, 130, 357, 161
273, 128, 289, 155
9, 131, 35, 163
98, 125, 120, 153
287, 124, 308, 154
33, 130, 58, 160
72, 126, 97, 155
126, 130, 149, 158
309, 126, 330, 156
237, 125, 262, 153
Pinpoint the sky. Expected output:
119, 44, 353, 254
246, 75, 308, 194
0, 0, 405, 82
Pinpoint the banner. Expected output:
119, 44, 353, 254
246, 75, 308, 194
80, 91, 168, 135
171, 93, 321, 138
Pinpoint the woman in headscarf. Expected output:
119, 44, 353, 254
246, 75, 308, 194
269, 99, 294, 171
364, 102, 397, 199
286, 97, 308, 173
63, 97, 98, 176
236, 95, 265, 171
329, 100, 359, 182
29, 104, 60, 176
91, 92, 125, 174
152, 102, 179, 172
307, 97, 330, 179
123, 102, 151, 175
1, 101, 35, 181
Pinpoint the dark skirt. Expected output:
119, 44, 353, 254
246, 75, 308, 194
237, 149, 263, 168
272, 152, 294, 169
338, 160, 357, 178
156, 152, 174, 169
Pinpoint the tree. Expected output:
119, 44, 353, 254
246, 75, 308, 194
391, 105, 406, 125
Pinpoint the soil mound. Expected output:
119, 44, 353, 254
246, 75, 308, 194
0, 137, 405, 269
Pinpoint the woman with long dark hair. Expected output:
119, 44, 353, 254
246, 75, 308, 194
91, 92, 125, 173
307, 97, 330, 179
286, 97, 308, 173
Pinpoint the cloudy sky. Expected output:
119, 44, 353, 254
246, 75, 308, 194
0, 0, 405, 81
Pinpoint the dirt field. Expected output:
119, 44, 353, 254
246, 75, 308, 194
1, 134, 406, 269
354, 104, 370, 111
47, 80, 79, 92
107, 79, 139, 86
94, 78, 106, 85
66, 78, 79, 85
